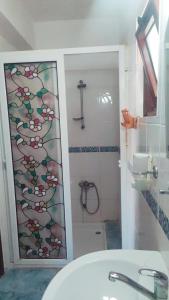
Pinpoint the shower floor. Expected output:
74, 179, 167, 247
73, 222, 107, 258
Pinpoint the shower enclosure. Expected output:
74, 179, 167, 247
64, 50, 125, 257
0, 46, 127, 268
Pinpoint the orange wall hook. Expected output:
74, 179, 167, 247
121, 108, 138, 129
121, 108, 139, 148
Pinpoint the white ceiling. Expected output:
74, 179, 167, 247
21, 0, 146, 22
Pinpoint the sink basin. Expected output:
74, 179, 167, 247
42, 250, 168, 300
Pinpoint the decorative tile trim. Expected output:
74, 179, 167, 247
69, 146, 120, 153
142, 191, 158, 218
142, 190, 169, 240
159, 207, 169, 240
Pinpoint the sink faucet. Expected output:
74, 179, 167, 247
109, 268, 168, 300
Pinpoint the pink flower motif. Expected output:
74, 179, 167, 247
29, 118, 42, 132
16, 87, 31, 101
34, 185, 46, 197
29, 136, 42, 149
46, 175, 58, 187
26, 219, 40, 232
51, 238, 62, 249
34, 201, 47, 213
38, 247, 49, 257
24, 65, 38, 79
41, 107, 55, 121
22, 155, 39, 170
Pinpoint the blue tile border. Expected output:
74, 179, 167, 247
69, 146, 120, 153
142, 190, 169, 240
142, 191, 158, 218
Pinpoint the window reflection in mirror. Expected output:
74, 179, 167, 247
146, 19, 159, 78
136, 0, 159, 117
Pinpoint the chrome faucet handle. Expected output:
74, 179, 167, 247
139, 268, 168, 300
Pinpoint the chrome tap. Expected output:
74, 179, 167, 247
109, 268, 168, 300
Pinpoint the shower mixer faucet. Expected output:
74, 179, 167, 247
79, 180, 100, 215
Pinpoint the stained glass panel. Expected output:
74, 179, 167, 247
4, 62, 66, 259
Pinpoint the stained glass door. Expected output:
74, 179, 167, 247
0, 52, 73, 265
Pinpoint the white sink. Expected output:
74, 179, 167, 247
42, 250, 168, 300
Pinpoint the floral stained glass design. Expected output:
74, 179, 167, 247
4, 62, 66, 259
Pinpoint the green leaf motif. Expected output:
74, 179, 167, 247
37, 107, 43, 115
41, 159, 47, 166
28, 108, 33, 114
5, 64, 15, 71
33, 232, 40, 239
23, 123, 28, 128
45, 238, 51, 244
41, 175, 47, 182
19, 232, 28, 238
36, 88, 48, 98
20, 200, 26, 205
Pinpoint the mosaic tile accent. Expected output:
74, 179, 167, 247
142, 190, 169, 240
81, 146, 100, 153
159, 207, 169, 240
142, 191, 158, 218
69, 146, 120, 153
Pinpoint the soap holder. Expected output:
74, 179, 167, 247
132, 166, 158, 179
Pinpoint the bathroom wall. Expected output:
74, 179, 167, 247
65, 56, 121, 224
0, 36, 16, 267
126, 0, 169, 268
0, 36, 16, 51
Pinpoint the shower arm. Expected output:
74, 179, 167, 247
73, 80, 86, 129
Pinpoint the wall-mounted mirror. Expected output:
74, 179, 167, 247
165, 20, 169, 157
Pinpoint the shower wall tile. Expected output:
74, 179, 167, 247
131, 117, 169, 265
66, 69, 120, 147
147, 124, 161, 156
66, 68, 120, 223
159, 125, 167, 157
137, 122, 147, 153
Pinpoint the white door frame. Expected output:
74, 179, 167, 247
0, 45, 128, 269
0, 50, 73, 268
60, 45, 127, 249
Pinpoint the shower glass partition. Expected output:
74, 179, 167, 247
0, 51, 73, 266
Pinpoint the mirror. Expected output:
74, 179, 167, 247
165, 20, 169, 157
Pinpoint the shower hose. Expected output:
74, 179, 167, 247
79, 181, 100, 215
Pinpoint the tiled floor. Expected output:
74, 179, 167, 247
0, 224, 121, 300
0, 268, 59, 300
105, 220, 122, 249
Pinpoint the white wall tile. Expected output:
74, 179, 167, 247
147, 124, 161, 156
65, 67, 120, 223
